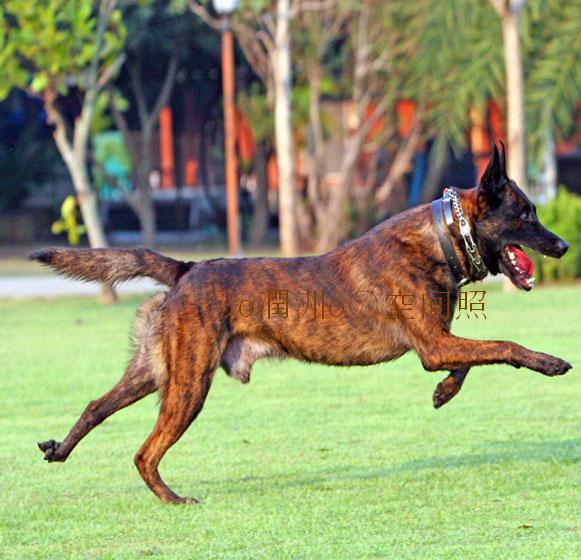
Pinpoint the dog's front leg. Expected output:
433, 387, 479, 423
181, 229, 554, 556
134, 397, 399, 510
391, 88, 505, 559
414, 333, 571, 376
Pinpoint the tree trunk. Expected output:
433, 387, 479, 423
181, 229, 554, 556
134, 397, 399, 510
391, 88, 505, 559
295, 62, 328, 246
375, 107, 424, 214
250, 142, 270, 246
46, 91, 117, 304
419, 133, 450, 204
274, 0, 299, 256
315, 94, 390, 253
306, 64, 325, 220
491, 0, 527, 292
315, 132, 362, 252
502, 11, 527, 189
136, 127, 157, 247
537, 128, 557, 203
39, 0, 122, 305
315, 1, 390, 252
137, 192, 157, 248
111, 50, 179, 248
354, 150, 380, 235
107, 109, 157, 249
493, 0, 528, 190
68, 159, 117, 304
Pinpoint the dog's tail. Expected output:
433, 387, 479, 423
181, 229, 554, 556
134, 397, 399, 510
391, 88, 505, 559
29, 247, 194, 288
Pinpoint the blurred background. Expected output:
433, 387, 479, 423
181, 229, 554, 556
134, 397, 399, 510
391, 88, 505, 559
0, 0, 579, 298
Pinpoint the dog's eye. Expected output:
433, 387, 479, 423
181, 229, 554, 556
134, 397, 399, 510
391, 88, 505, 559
520, 209, 533, 222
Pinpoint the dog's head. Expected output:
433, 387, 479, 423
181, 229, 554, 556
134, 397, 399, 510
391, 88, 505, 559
473, 143, 568, 290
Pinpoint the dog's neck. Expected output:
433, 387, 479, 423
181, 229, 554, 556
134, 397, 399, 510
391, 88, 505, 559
433, 188, 488, 286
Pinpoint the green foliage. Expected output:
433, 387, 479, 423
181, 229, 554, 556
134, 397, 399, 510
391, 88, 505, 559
404, 0, 579, 158
526, 0, 581, 164
0, 0, 126, 101
0, 10, 29, 97
404, 0, 503, 151
178, 0, 579, 166
51, 195, 87, 246
237, 81, 338, 151
91, 90, 118, 135
237, 82, 274, 145
533, 187, 581, 281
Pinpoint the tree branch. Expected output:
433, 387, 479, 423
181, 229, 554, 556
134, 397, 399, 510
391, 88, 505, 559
150, 53, 179, 124
129, 53, 148, 126
236, 34, 270, 82
490, 0, 503, 16
189, 0, 223, 30
87, 0, 117, 97
261, 12, 277, 43
97, 53, 126, 91
294, 0, 335, 15
75, 0, 119, 158
257, 29, 276, 58
375, 104, 425, 205
43, 87, 75, 166
320, 10, 349, 48
108, 87, 139, 165
353, 1, 371, 117
190, 1, 272, 83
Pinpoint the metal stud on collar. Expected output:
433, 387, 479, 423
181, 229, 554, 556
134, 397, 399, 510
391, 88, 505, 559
443, 188, 488, 275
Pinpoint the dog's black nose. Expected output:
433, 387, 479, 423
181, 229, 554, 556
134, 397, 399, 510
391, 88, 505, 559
556, 239, 569, 257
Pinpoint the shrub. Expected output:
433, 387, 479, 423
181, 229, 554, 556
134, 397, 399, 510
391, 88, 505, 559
533, 187, 581, 282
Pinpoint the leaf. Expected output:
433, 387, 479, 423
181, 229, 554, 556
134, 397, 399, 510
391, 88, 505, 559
51, 221, 65, 235
30, 72, 48, 92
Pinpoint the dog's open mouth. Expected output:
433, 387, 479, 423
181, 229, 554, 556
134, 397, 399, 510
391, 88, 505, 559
501, 244, 535, 290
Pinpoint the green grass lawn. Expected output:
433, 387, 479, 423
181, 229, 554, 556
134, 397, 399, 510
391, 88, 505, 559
0, 286, 579, 559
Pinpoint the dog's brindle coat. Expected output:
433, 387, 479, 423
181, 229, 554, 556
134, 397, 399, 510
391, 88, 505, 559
33, 145, 572, 504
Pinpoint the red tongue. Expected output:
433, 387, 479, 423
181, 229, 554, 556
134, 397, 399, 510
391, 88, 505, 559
511, 245, 534, 276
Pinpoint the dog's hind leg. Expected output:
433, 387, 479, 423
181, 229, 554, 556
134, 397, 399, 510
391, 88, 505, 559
38, 356, 157, 462
432, 367, 470, 409
134, 323, 223, 504
134, 373, 214, 504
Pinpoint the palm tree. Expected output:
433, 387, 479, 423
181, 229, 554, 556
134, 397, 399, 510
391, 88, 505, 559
410, 0, 580, 194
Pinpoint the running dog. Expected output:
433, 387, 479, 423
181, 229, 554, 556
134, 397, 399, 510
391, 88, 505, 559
32, 144, 572, 503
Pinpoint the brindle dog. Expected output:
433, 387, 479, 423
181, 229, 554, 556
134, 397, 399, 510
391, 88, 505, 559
32, 144, 572, 504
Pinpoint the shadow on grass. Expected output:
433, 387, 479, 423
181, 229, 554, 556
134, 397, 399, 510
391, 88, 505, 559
200, 438, 580, 494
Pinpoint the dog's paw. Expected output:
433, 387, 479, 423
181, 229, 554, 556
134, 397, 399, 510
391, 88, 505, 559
38, 439, 66, 462
432, 378, 459, 409
165, 495, 199, 505
179, 497, 199, 505
534, 354, 572, 377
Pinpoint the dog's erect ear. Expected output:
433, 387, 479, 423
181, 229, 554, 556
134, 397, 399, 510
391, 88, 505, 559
480, 144, 501, 187
499, 141, 508, 178
478, 144, 505, 206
